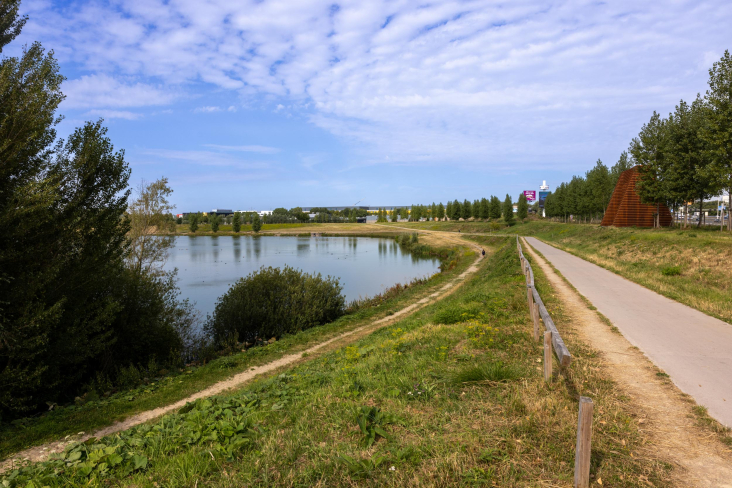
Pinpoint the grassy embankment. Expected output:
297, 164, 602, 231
386, 220, 732, 325
2, 237, 674, 487
0, 233, 470, 461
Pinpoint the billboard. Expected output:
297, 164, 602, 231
523, 191, 536, 202
539, 191, 550, 208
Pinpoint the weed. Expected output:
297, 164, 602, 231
355, 406, 395, 447
336, 454, 386, 478
661, 265, 682, 276
450, 362, 521, 384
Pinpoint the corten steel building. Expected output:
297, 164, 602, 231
601, 167, 673, 228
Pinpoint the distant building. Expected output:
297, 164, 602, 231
211, 208, 233, 216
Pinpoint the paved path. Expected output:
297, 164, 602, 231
525, 237, 732, 428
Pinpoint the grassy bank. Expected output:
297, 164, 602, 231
503, 221, 732, 324
0, 236, 471, 461
388, 220, 732, 324
2, 238, 674, 487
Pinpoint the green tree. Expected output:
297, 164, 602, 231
437, 202, 445, 220
232, 212, 241, 232
188, 213, 200, 233
430, 202, 437, 221
0, 0, 26, 50
517, 193, 528, 220
585, 159, 613, 218
126, 178, 175, 274
631, 112, 671, 228
479, 198, 489, 219
252, 213, 262, 233
451, 199, 462, 220
489, 196, 502, 220
611, 151, 633, 186
210, 214, 220, 233
702, 50, 732, 230
462, 199, 472, 219
502, 194, 514, 224
391, 207, 398, 222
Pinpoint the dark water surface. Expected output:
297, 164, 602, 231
163, 236, 440, 317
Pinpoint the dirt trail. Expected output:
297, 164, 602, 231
1, 233, 484, 472
522, 238, 732, 488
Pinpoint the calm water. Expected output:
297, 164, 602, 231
163, 236, 440, 317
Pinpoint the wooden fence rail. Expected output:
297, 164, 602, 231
516, 237, 572, 367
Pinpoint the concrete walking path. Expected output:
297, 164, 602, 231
525, 237, 732, 427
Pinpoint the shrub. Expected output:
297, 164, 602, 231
661, 265, 682, 276
205, 266, 345, 345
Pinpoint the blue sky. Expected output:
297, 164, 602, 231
9, 0, 732, 212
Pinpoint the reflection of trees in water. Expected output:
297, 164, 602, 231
233, 235, 241, 261
252, 236, 262, 258
211, 236, 219, 261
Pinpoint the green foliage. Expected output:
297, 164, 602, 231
517, 193, 528, 221
231, 212, 241, 233
188, 213, 200, 233
502, 194, 514, 224
205, 266, 346, 345
251, 213, 262, 233
1, 395, 259, 486
210, 214, 220, 233
449, 362, 521, 384
489, 196, 502, 220
354, 406, 395, 447
661, 265, 682, 276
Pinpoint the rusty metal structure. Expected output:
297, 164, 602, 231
601, 166, 673, 228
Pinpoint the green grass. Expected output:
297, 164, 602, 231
0, 240, 472, 461
392, 220, 732, 324
2, 237, 675, 487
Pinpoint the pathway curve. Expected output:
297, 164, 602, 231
523, 238, 732, 487
525, 237, 732, 427
1, 234, 485, 472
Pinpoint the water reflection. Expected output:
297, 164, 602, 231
164, 236, 440, 318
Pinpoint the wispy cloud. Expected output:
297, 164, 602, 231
84, 109, 143, 120
19, 0, 732, 169
194, 106, 222, 113
204, 144, 280, 154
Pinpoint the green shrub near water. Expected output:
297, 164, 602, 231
205, 266, 346, 345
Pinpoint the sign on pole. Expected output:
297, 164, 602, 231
524, 191, 536, 202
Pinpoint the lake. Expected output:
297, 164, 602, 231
163, 235, 441, 317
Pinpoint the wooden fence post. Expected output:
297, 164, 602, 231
543, 331, 552, 382
574, 397, 594, 488
533, 302, 540, 341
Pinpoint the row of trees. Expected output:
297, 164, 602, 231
375, 195, 528, 223
544, 156, 632, 222
0, 3, 198, 419
546, 50, 732, 229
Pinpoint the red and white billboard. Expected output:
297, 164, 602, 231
524, 191, 536, 202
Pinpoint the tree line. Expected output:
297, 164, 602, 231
374, 194, 529, 224
545, 50, 732, 229
0, 3, 201, 420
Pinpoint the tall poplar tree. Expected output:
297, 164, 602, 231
489, 196, 502, 220
703, 50, 732, 230
502, 194, 514, 224
517, 193, 528, 220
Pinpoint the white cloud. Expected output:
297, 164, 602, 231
84, 109, 143, 120
63, 74, 176, 109
21, 0, 732, 167
194, 106, 222, 113
204, 144, 280, 154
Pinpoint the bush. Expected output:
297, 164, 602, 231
205, 266, 345, 345
661, 265, 682, 276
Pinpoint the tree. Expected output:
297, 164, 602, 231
437, 202, 445, 220
585, 159, 613, 218
391, 208, 398, 222
502, 194, 514, 224
489, 196, 502, 220
188, 213, 200, 233
517, 193, 528, 221
703, 50, 732, 231
462, 199, 472, 219
665, 97, 717, 227
479, 198, 489, 219
611, 151, 632, 187
430, 202, 437, 221
126, 178, 175, 275
210, 214, 220, 233
0, 0, 26, 50
232, 212, 241, 233
445, 201, 453, 220
631, 112, 671, 228
252, 213, 262, 233
451, 199, 462, 220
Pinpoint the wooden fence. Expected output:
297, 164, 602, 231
517, 237, 594, 488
